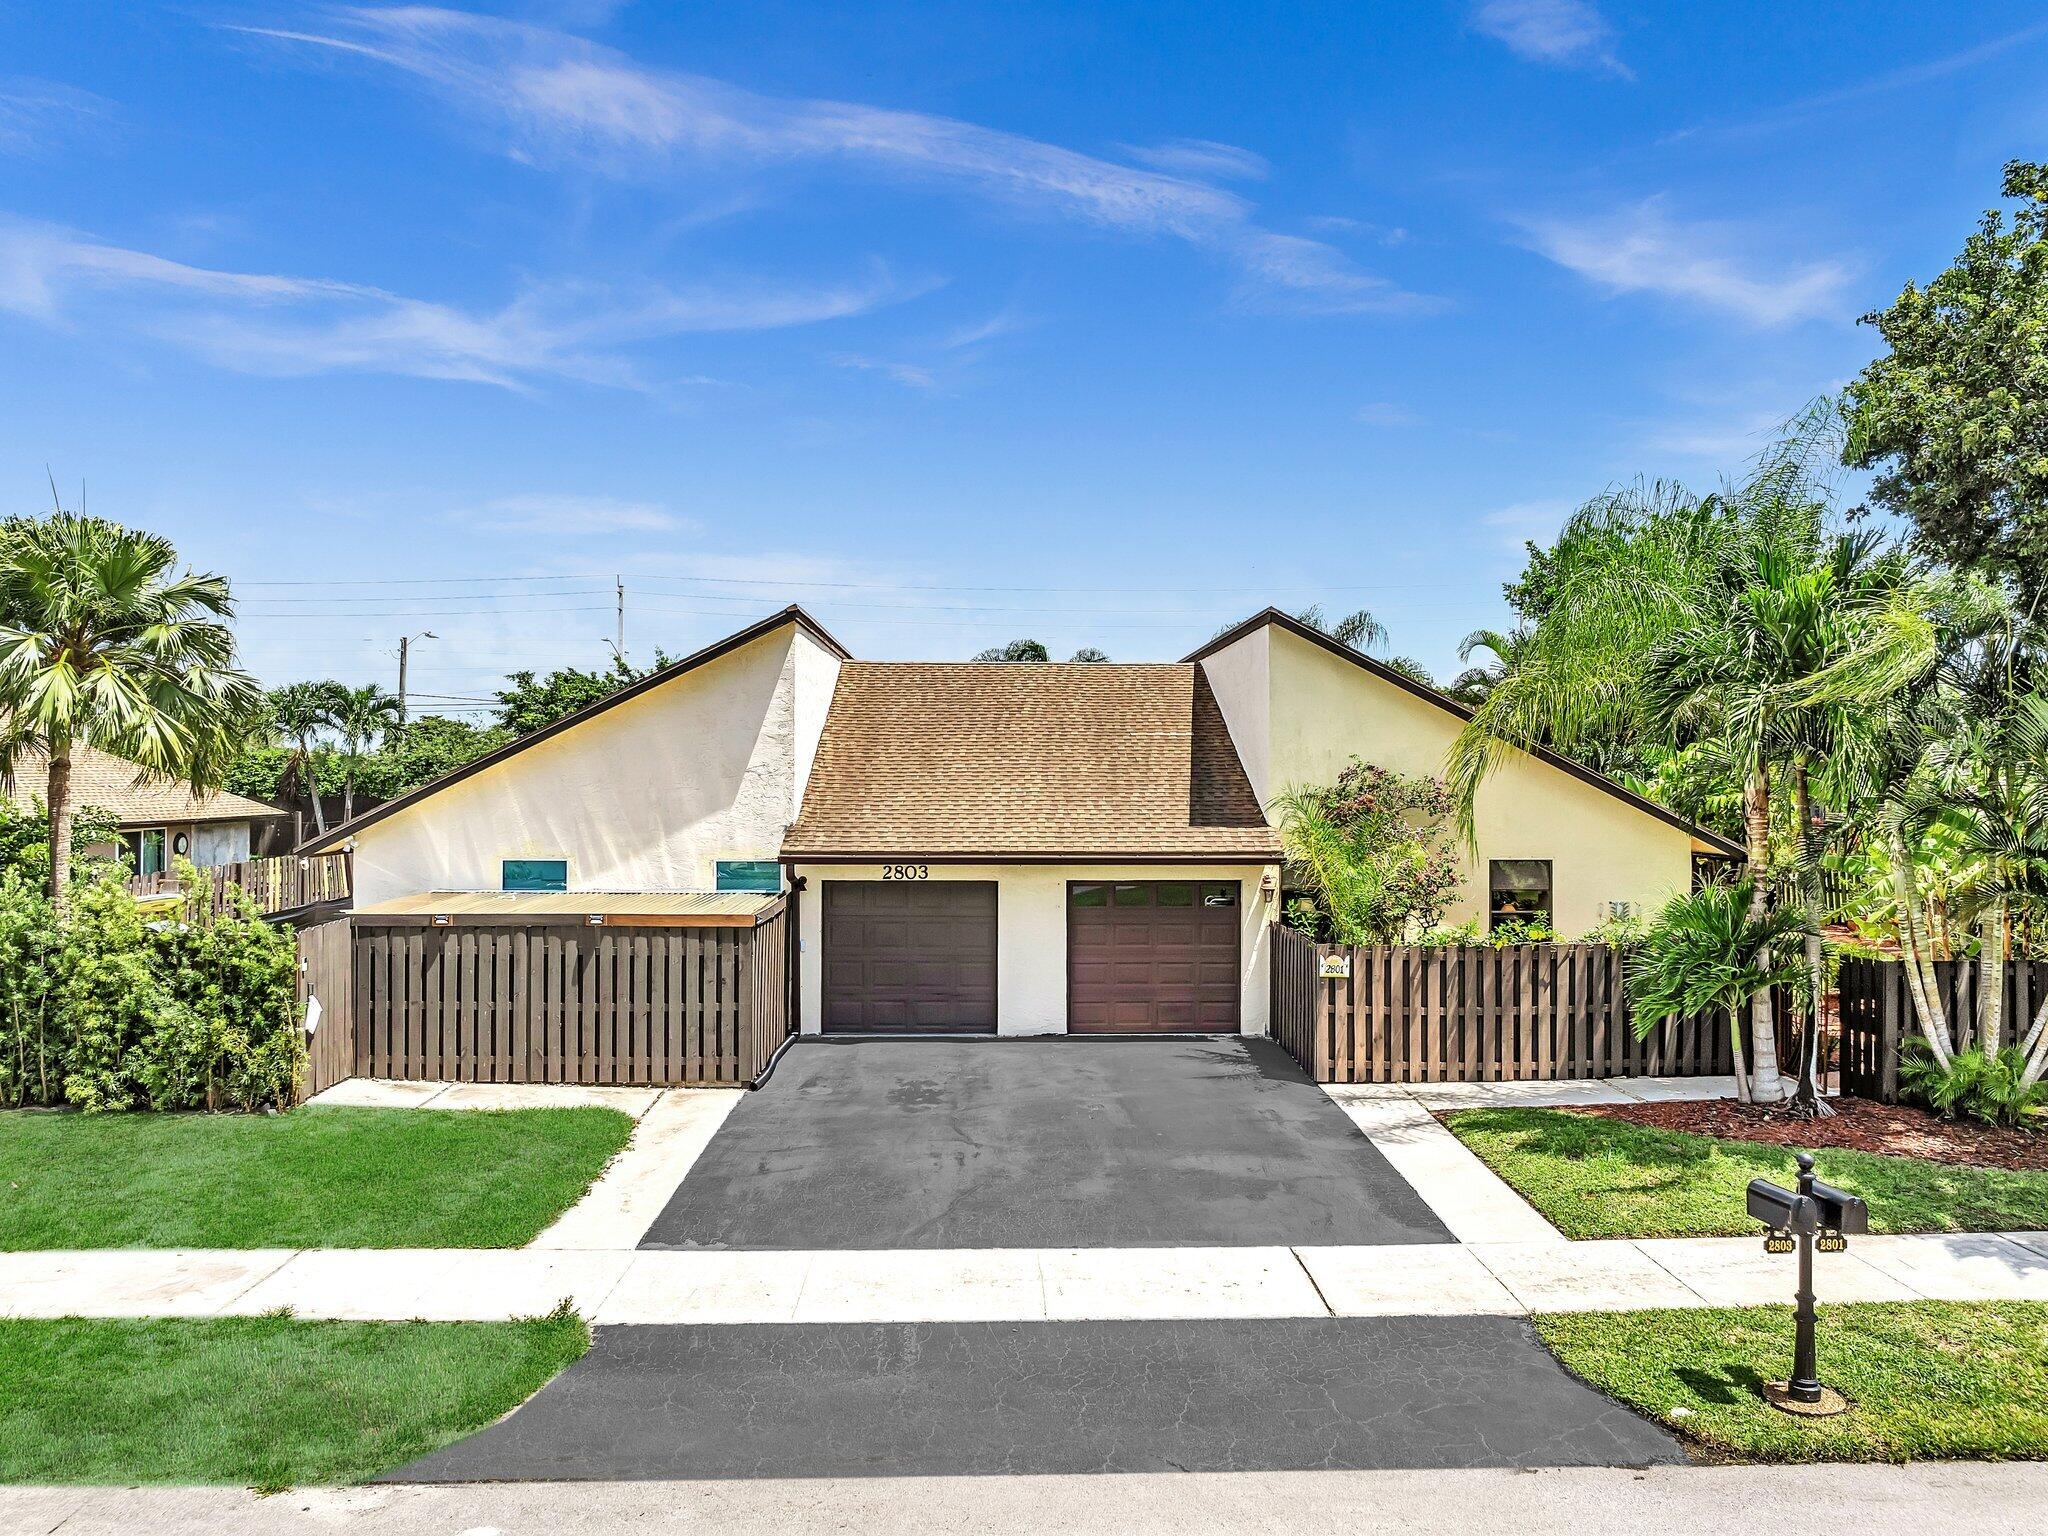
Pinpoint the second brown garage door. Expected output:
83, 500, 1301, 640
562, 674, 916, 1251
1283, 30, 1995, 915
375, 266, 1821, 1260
822, 881, 998, 1033
1068, 880, 1241, 1033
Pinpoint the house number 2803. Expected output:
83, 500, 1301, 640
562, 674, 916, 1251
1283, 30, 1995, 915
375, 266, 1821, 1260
882, 863, 929, 880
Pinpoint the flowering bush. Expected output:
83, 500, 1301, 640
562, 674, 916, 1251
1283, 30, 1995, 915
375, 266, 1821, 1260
1275, 759, 1466, 944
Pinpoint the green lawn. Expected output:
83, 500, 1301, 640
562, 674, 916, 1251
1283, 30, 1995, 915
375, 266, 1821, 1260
1442, 1106, 2048, 1239
0, 1312, 588, 1487
1540, 1302, 2048, 1462
0, 1105, 634, 1249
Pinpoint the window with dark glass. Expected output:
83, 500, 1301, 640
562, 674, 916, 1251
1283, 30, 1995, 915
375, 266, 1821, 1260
1488, 859, 1551, 930
1069, 884, 1109, 907
1154, 882, 1195, 907
503, 858, 569, 893
1113, 884, 1151, 907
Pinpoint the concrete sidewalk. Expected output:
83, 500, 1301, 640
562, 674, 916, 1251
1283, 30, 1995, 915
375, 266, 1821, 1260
4, 1231, 2043, 1322
6, 1463, 2044, 1534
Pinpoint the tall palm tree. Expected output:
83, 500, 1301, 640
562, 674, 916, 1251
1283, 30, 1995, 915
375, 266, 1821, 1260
328, 683, 401, 822
1447, 626, 1528, 706
0, 512, 260, 912
268, 681, 345, 837
1447, 404, 1940, 1101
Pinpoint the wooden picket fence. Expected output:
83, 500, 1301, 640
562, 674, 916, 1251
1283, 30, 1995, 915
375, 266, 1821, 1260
1269, 925, 1738, 1083
1837, 955, 2048, 1102
293, 901, 796, 1094
133, 851, 351, 919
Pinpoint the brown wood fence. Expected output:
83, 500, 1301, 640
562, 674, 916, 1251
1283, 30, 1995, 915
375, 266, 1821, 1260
341, 903, 792, 1088
1838, 956, 2048, 1102
296, 913, 356, 1099
135, 852, 351, 919
1270, 926, 1738, 1083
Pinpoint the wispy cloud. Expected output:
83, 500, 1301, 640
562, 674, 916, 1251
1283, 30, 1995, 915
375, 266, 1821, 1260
462, 493, 698, 534
0, 218, 906, 388
1118, 138, 1269, 181
827, 351, 938, 389
1662, 21, 2048, 146
1355, 401, 1423, 427
233, 7, 1432, 317
1471, 0, 1630, 79
1481, 497, 1575, 554
1517, 199, 1852, 326
0, 78, 116, 157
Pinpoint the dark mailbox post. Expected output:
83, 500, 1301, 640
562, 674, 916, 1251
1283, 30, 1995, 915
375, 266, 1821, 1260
1745, 1152, 1868, 1416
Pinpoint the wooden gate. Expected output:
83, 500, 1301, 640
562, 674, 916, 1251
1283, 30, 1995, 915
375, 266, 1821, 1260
1838, 956, 2048, 1101
297, 913, 356, 1098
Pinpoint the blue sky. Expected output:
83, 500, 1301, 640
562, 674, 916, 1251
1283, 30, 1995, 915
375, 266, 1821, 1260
2, 2, 2043, 715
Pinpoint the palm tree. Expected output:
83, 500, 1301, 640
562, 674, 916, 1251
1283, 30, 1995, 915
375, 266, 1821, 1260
1447, 627, 1528, 706
328, 683, 401, 822
0, 512, 260, 912
1627, 881, 1813, 1097
1447, 404, 1941, 1101
268, 681, 345, 837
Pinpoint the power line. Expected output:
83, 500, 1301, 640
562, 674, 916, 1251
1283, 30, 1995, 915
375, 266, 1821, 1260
234, 571, 1417, 594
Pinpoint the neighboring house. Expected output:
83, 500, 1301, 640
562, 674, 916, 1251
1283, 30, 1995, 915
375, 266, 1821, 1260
6, 745, 290, 873
305, 604, 1741, 1042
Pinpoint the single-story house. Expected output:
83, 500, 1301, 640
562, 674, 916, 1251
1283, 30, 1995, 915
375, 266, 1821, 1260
7, 745, 290, 873
304, 605, 1740, 1040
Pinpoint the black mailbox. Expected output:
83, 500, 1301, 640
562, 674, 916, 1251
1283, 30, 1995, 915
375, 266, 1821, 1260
1809, 1179, 1868, 1235
1747, 1178, 1816, 1233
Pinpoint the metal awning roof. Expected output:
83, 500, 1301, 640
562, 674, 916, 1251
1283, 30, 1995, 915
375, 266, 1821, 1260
353, 890, 782, 926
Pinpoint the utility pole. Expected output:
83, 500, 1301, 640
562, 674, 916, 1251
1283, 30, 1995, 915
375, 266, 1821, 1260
397, 630, 437, 723
616, 575, 626, 667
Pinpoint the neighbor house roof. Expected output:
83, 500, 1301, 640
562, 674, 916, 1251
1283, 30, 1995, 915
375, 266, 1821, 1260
301, 606, 851, 854
1185, 607, 1745, 858
5, 744, 283, 828
781, 662, 1282, 862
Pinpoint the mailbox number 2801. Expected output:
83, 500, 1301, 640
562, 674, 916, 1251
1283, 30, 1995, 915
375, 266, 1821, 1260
882, 863, 929, 881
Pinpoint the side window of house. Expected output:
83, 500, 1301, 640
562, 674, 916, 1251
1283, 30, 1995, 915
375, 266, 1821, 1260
1488, 859, 1551, 931
502, 858, 568, 893
715, 860, 782, 893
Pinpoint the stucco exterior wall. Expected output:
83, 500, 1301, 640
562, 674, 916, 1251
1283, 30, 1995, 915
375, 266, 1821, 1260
790, 862, 1279, 1037
350, 624, 837, 907
1209, 625, 1693, 938
1194, 623, 1271, 806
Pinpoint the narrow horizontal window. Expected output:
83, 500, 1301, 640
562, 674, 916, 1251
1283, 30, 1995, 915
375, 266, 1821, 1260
502, 858, 568, 893
1201, 883, 1238, 908
716, 860, 782, 893
1070, 884, 1109, 907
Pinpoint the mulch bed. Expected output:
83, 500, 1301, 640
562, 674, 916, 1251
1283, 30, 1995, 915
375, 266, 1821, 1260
1576, 1097, 2048, 1174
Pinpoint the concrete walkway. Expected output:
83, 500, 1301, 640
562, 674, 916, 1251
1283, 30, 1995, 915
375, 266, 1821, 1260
6, 1462, 2044, 1534
6, 1232, 2044, 1322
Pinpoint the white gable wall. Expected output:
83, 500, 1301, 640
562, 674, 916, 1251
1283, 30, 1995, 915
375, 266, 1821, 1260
1203, 623, 1695, 937
348, 623, 842, 906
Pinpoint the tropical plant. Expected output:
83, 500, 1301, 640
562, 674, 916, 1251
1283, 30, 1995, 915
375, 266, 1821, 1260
1273, 760, 1463, 944
0, 512, 261, 913
1446, 626, 1528, 706
264, 680, 345, 836
1626, 881, 1813, 1103
1899, 1040, 2048, 1129
327, 683, 402, 821
494, 652, 670, 735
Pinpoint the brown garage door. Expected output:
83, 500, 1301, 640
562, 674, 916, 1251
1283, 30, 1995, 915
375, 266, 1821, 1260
822, 881, 998, 1033
1068, 880, 1240, 1033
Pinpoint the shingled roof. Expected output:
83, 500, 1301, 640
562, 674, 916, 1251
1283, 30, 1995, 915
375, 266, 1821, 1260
5, 745, 283, 826
782, 662, 1281, 861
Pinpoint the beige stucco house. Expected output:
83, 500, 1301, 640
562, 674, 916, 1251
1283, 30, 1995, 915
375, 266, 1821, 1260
305, 604, 1738, 1041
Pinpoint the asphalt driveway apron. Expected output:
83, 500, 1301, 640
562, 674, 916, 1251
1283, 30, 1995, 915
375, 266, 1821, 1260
637, 1036, 1452, 1250
388, 1316, 1684, 1480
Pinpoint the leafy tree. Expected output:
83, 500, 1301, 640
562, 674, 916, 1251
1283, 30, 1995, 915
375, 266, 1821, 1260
0, 800, 121, 883
327, 683, 401, 821
1272, 759, 1463, 944
495, 652, 668, 736
1068, 646, 1111, 663
0, 513, 260, 912
970, 639, 1051, 662
352, 715, 513, 800
1212, 604, 1388, 652
1846, 161, 2048, 607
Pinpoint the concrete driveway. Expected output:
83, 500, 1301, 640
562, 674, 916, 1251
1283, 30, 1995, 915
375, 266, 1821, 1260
637, 1036, 1453, 1250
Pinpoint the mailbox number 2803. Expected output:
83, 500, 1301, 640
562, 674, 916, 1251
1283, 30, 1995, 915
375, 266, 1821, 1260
882, 863, 929, 881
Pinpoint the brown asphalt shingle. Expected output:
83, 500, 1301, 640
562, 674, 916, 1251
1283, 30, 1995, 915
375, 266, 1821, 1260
4, 745, 282, 826
783, 662, 1280, 860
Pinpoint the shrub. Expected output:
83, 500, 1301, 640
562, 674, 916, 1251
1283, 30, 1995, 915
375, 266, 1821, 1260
0, 866, 301, 1113
1900, 1041, 2048, 1129
1274, 759, 1464, 945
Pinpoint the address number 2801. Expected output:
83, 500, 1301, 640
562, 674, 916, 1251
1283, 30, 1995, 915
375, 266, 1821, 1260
882, 863, 929, 881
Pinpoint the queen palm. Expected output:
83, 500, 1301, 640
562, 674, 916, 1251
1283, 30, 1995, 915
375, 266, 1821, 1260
0, 513, 261, 912
329, 683, 401, 822
1448, 406, 1938, 1102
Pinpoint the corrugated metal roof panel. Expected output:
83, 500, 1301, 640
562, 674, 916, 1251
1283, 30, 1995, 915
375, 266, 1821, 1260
355, 890, 780, 922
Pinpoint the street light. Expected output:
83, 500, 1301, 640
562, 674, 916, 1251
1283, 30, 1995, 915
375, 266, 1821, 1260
397, 630, 437, 723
